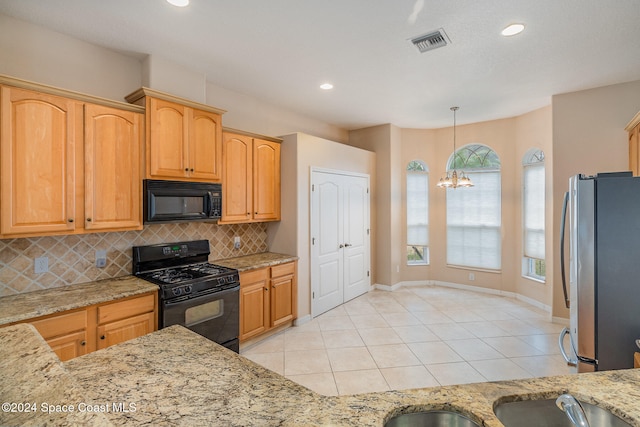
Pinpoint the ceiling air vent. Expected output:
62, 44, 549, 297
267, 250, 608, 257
410, 28, 450, 53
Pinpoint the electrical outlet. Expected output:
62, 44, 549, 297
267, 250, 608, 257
34, 257, 49, 274
233, 236, 241, 249
469, 273, 475, 281
96, 250, 107, 268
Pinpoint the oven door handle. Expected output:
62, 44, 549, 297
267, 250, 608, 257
163, 285, 240, 306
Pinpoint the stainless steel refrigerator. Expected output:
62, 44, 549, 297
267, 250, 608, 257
559, 171, 640, 372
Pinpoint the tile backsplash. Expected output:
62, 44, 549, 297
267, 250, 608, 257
0, 222, 268, 296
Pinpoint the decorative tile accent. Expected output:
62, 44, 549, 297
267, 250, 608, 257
0, 222, 268, 296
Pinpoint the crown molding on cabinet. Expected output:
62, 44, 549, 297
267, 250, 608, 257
0, 74, 144, 113
125, 87, 226, 116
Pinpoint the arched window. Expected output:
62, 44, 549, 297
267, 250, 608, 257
522, 149, 545, 281
446, 144, 501, 270
406, 160, 429, 265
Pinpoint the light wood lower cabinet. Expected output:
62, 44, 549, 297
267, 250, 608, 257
239, 261, 297, 342
30, 310, 88, 361
26, 292, 157, 361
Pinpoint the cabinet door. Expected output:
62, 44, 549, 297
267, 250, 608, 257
47, 330, 88, 361
0, 86, 81, 235
253, 139, 281, 221
239, 268, 269, 341
270, 263, 296, 328
97, 312, 155, 350
147, 97, 187, 179
222, 133, 253, 222
30, 310, 88, 361
189, 109, 222, 181
84, 104, 143, 231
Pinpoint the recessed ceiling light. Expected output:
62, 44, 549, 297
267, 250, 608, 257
501, 23, 525, 37
320, 83, 334, 90
167, 0, 189, 7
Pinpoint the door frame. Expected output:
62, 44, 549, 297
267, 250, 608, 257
310, 167, 371, 318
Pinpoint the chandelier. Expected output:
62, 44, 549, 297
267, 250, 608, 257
437, 106, 474, 189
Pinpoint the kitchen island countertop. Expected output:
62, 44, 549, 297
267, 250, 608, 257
2, 323, 640, 427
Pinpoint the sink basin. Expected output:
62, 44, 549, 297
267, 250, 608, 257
385, 410, 480, 427
494, 398, 632, 427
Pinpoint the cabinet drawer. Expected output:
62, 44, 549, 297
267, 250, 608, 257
98, 293, 155, 324
30, 310, 87, 339
240, 268, 269, 287
271, 262, 295, 278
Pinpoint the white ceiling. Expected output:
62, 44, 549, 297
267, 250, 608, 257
2, 0, 640, 130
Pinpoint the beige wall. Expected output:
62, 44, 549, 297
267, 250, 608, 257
268, 133, 376, 320
348, 124, 403, 286
349, 107, 555, 308
551, 80, 640, 319
0, 13, 347, 144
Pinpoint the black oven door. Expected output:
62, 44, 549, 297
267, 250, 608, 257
162, 286, 240, 353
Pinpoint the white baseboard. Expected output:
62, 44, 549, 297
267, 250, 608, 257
374, 280, 553, 314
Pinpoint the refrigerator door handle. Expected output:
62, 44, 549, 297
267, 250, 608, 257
560, 191, 570, 309
559, 327, 578, 366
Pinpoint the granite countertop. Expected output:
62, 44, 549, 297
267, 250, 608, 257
0, 276, 158, 326
216, 252, 298, 272
2, 323, 640, 427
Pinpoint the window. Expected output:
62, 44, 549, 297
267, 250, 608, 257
446, 144, 501, 270
406, 160, 429, 265
523, 149, 545, 281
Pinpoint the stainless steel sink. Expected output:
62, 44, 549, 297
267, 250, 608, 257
384, 410, 480, 427
494, 398, 632, 427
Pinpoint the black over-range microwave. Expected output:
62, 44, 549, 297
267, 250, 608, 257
143, 179, 222, 224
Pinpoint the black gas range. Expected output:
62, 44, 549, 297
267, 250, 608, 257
132, 240, 240, 353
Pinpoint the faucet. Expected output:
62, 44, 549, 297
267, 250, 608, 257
556, 394, 590, 427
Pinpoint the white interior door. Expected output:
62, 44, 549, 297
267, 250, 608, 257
311, 169, 370, 317
343, 174, 370, 302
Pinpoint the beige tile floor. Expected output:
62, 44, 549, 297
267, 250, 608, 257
240, 285, 576, 396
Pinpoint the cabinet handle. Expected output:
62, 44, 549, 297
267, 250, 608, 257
264, 287, 268, 292
80, 340, 86, 346
339, 244, 344, 248
68, 218, 74, 223
190, 168, 194, 172
86, 218, 92, 222
100, 335, 105, 340
344, 243, 352, 247
247, 212, 251, 215
185, 168, 189, 172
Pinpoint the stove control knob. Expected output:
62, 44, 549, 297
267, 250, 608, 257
184, 285, 193, 294
173, 288, 182, 296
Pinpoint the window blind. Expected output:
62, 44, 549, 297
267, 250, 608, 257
407, 171, 428, 246
446, 171, 501, 269
523, 163, 545, 260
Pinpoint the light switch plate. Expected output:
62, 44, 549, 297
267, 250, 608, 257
233, 236, 241, 249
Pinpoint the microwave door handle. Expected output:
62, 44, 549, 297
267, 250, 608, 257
207, 192, 214, 217
560, 191, 570, 309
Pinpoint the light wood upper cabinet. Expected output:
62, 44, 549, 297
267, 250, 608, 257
0, 86, 81, 235
0, 78, 144, 238
126, 88, 224, 182
221, 130, 281, 223
84, 104, 142, 231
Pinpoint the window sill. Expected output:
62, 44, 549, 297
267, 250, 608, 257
522, 274, 546, 284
